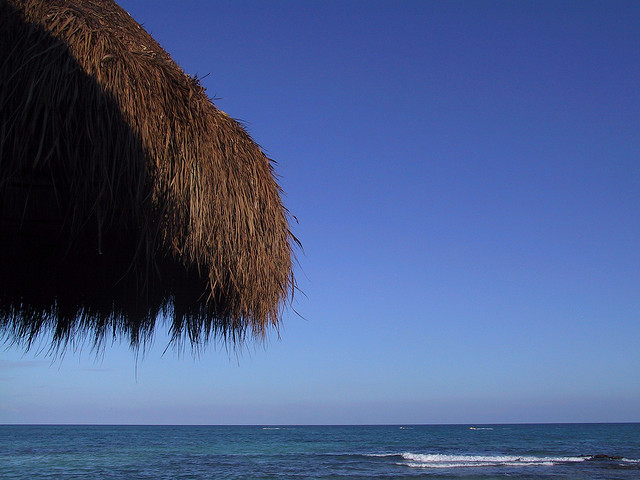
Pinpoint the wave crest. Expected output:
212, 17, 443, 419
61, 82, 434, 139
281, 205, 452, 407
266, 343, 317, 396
397, 453, 584, 468
365, 452, 640, 469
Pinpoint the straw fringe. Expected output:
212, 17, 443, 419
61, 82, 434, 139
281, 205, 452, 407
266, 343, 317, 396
0, 0, 297, 351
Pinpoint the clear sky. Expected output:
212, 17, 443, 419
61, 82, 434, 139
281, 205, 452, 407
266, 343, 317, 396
2, 0, 639, 425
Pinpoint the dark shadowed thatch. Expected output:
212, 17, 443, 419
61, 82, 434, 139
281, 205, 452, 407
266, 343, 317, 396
0, 0, 297, 352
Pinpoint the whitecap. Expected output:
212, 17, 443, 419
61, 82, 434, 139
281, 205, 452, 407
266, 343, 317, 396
396, 452, 587, 469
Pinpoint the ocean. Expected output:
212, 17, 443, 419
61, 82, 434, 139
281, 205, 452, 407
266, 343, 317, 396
2, 424, 639, 479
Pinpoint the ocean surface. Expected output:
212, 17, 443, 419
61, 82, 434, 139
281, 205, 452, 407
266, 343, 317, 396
2, 424, 639, 479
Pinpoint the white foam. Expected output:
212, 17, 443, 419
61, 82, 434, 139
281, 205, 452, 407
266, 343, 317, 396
396, 453, 587, 468
366, 452, 640, 469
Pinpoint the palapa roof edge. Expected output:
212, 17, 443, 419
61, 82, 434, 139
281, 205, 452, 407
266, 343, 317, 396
0, 0, 298, 352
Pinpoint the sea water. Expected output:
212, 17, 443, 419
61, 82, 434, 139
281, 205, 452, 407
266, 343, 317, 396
2, 424, 639, 479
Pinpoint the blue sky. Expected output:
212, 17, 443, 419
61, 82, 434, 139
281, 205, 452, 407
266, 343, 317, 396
2, 0, 639, 425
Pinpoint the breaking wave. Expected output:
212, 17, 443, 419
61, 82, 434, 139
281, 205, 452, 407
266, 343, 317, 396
368, 453, 640, 469
399, 453, 580, 468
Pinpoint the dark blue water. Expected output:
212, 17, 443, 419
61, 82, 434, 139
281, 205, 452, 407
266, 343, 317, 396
2, 424, 639, 479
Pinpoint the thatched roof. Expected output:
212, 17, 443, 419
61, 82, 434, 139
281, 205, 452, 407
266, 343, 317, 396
0, 0, 297, 351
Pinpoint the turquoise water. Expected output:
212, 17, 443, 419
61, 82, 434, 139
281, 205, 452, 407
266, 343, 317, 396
2, 424, 639, 479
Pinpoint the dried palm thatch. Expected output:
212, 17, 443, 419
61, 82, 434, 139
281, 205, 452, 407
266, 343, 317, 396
0, 0, 297, 352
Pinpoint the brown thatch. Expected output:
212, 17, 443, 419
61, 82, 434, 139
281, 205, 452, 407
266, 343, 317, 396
0, 0, 297, 351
